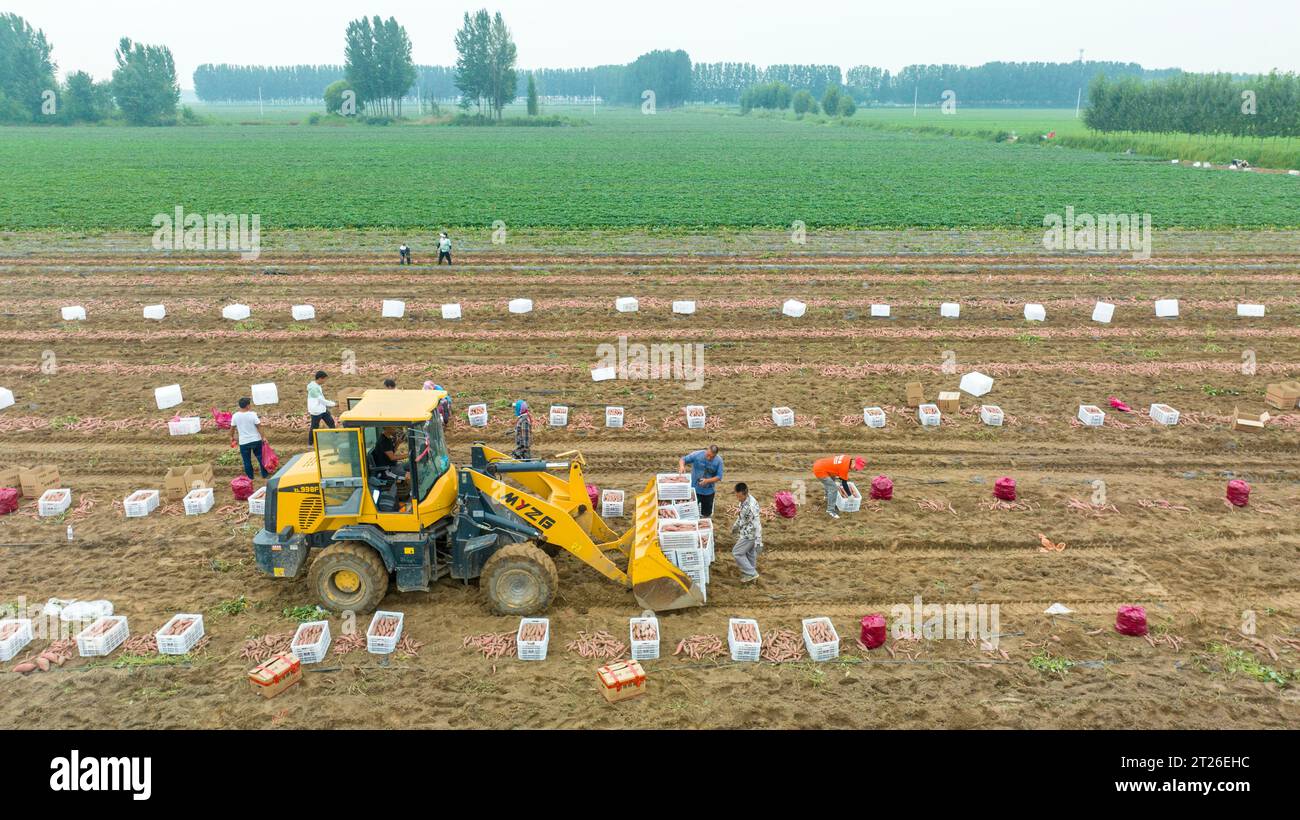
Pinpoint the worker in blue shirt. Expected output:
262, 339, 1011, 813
678, 444, 724, 518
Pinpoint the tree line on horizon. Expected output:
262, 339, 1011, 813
1086, 71, 1300, 138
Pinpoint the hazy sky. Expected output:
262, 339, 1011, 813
11, 0, 1300, 86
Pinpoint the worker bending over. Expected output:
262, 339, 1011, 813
512, 400, 533, 460
812, 454, 866, 519
731, 482, 763, 583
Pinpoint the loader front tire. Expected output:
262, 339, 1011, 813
309, 542, 390, 615
480, 543, 558, 616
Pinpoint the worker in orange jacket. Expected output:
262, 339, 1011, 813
812, 454, 866, 519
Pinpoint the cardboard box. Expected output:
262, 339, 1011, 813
905, 381, 924, 408
1231, 407, 1270, 432
20, 465, 59, 497
248, 653, 302, 699
189, 463, 214, 489
937, 391, 961, 414
596, 659, 646, 703
1264, 381, 1300, 410
0, 467, 21, 494
163, 466, 192, 501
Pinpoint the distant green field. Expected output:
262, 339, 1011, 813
2, 107, 1297, 231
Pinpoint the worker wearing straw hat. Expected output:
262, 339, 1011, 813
812, 454, 866, 519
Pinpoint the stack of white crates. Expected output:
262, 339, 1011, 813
655, 474, 714, 601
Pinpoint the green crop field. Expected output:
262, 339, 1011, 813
2, 107, 1298, 231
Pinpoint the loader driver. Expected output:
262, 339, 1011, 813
373, 426, 409, 480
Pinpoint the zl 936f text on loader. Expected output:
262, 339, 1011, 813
252, 390, 703, 615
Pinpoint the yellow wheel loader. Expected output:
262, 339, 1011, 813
252, 390, 704, 616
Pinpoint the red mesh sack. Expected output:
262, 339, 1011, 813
1115, 605, 1148, 636
230, 475, 254, 501
859, 614, 887, 649
261, 441, 280, 474
586, 483, 599, 508
211, 407, 233, 430
0, 487, 18, 515
1226, 479, 1250, 507
994, 476, 1017, 501
773, 490, 797, 518
869, 475, 893, 500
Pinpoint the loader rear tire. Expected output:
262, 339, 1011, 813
309, 542, 390, 615
480, 543, 558, 616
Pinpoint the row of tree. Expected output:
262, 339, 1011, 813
1086, 71, 1300, 138
739, 81, 856, 117
193, 64, 345, 102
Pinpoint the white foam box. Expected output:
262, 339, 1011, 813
1237, 304, 1266, 318
1023, 303, 1046, 322
601, 489, 625, 517
980, 405, 1004, 426
76, 615, 128, 657
154, 384, 183, 410
771, 406, 795, 427
381, 299, 405, 318
863, 406, 886, 428
728, 618, 762, 662
1092, 301, 1115, 324
143, 304, 167, 321
248, 486, 267, 515
1149, 403, 1180, 426
655, 473, 693, 501
836, 482, 862, 512
366, 610, 404, 655
38, 488, 72, 517
61, 305, 87, 321
960, 371, 994, 397
615, 296, 639, 313
508, 298, 533, 314
0, 387, 13, 411
1077, 404, 1106, 427
0, 618, 34, 662
251, 382, 279, 405
290, 620, 331, 664
221, 304, 250, 321
802, 617, 841, 662
672, 300, 696, 315
548, 405, 568, 427
591, 366, 617, 382
782, 299, 807, 318
123, 489, 160, 518
155, 613, 205, 655
684, 405, 706, 429
466, 403, 488, 427
516, 617, 549, 661
168, 416, 201, 436
441, 303, 462, 320
605, 406, 624, 428
629, 616, 660, 661
918, 403, 942, 427
1155, 299, 1179, 318
183, 487, 215, 515
940, 302, 961, 318
291, 304, 316, 321
870, 304, 891, 317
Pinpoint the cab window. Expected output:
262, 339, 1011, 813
411, 410, 450, 501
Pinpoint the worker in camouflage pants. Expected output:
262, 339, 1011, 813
730, 482, 763, 583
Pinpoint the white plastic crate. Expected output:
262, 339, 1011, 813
870, 303, 891, 318
251, 382, 279, 405
76, 615, 128, 657
1023, 303, 1046, 322
248, 486, 267, 515
591, 366, 617, 382
366, 611, 404, 655
672, 300, 696, 315
836, 482, 862, 513
672, 545, 708, 571
548, 405, 569, 427
1149, 403, 1180, 426
508, 298, 533, 314
728, 618, 762, 662
123, 489, 159, 518
0, 386, 12, 411
684, 405, 706, 429
684, 567, 708, 603
782, 299, 806, 318
802, 617, 841, 662
605, 406, 624, 427
183, 487, 215, 515
168, 416, 201, 436
980, 405, 1004, 426
154, 384, 183, 410
696, 519, 715, 558
441, 303, 462, 320
155, 614, 204, 655
629, 616, 660, 661
615, 296, 639, 313
221, 304, 251, 321
658, 520, 702, 550
466, 403, 488, 427
863, 407, 886, 428
0, 618, 34, 662
38, 488, 72, 517
143, 304, 167, 321
381, 299, 405, 318
1154, 299, 1179, 318
291, 304, 316, 321
516, 618, 549, 660
771, 406, 795, 427
1092, 301, 1115, 324
601, 489, 625, 518
1077, 405, 1106, 427
1237, 303, 1265, 318
658, 547, 676, 565
960, 371, 994, 397
662, 494, 700, 520
291, 620, 331, 663
656, 473, 693, 501
61, 305, 87, 321
918, 404, 942, 427
940, 302, 961, 318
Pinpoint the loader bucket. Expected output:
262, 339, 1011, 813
629, 480, 706, 612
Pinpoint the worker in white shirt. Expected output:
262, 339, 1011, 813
231, 398, 269, 479
437, 232, 452, 265
307, 370, 338, 444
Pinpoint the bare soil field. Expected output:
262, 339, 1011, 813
1, 231, 1298, 729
